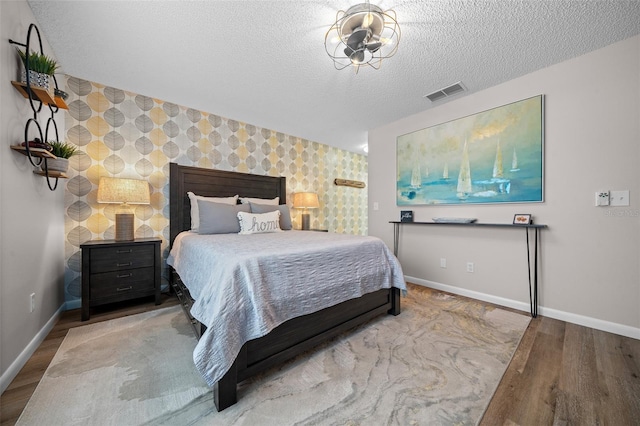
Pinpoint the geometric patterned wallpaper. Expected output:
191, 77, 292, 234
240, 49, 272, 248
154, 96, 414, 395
62, 76, 368, 305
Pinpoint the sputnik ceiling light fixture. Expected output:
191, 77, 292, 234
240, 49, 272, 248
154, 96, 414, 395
324, 1, 400, 73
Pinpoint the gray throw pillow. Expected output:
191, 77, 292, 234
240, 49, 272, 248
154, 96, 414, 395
249, 202, 293, 230
197, 199, 250, 234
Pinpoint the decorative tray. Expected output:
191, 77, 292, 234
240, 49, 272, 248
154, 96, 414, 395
432, 217, 477, 223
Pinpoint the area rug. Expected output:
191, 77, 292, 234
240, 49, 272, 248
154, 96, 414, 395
17, 285, 530, 425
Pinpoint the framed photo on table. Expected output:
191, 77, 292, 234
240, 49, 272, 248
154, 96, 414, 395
513, 214, 532, 225
400, 210, 414, 222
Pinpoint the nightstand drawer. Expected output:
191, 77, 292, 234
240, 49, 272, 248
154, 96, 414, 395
90, 267, 155, 300
90, 245, 155, 273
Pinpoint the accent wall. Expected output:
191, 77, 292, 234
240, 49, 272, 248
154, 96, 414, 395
62, 76, 368, 306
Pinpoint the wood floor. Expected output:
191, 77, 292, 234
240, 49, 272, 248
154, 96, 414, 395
1, 287, 639, 425
480, 312, 640, 425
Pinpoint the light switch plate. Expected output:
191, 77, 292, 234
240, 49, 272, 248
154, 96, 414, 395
610, 190, 630, 206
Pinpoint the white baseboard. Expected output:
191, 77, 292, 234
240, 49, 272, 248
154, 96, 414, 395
0, 304, 64, 393
406, 276, 640, 340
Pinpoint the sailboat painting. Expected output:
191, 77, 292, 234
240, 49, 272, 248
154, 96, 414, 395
397, 95, 543, 205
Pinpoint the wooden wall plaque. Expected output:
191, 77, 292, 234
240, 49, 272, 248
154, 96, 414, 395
334, 178, 365, 188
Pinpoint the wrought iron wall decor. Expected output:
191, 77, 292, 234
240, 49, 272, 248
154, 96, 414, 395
9, 23, 68, 191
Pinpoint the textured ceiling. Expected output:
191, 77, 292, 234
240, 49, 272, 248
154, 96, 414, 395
28, 1, 640, 155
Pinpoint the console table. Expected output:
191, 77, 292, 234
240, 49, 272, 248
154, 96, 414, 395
390, 221, 547, 317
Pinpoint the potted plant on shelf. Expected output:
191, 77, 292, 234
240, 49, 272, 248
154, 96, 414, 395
16, 48, 59, 92
43, 141, 78, 173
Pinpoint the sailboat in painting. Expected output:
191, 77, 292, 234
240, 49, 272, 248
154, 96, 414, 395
410, 161, 421, 188
493, 139, 503, 178
457, 140, 472, 199
474, 139, 512, 196
510, 148, 520, 172
442, 163, 450, 180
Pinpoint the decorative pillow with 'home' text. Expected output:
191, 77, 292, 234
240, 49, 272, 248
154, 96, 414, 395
237, 210, 282, 235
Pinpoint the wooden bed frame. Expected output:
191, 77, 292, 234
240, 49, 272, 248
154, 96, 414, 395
168, 162, 401, 411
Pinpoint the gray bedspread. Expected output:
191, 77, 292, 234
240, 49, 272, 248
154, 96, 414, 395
167, 230, 406, 386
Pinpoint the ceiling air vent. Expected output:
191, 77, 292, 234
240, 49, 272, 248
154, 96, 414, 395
424, 81, 466, 102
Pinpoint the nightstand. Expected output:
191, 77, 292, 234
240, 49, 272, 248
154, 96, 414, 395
81, 238, 161, 321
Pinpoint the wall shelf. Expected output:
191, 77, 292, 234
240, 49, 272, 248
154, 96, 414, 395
33, 170, 68, 179
11, 81, 68, 110
10, 145, 56, 159
11, 146, 69, 179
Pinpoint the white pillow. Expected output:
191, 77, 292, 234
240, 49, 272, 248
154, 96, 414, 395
237, 210, 282, 235
187, 192, 238, 232
239, 196, 279, 205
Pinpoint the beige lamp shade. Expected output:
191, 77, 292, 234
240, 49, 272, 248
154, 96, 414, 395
97, 177, 151, 205
292, 192, 319, 209
292, 192, 319, 230
97, 177, 150, 241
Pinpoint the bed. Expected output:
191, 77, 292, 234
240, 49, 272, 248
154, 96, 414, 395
168, 162, 405, 411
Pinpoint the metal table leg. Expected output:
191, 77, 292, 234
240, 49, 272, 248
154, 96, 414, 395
393, 223, 400, 257
526, 227, 539, 318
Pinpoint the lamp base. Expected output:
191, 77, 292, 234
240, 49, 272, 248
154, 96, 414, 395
115, 213, 134, 241
301, 213, 310, 230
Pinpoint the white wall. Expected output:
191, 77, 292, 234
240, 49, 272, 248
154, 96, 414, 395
369, 35, 640, 338
1, 1, 65, 392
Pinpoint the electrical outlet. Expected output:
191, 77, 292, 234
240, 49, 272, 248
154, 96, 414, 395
30, 293, 35, 312
440, 258, 447, 268
595, 191, 610, 206
466, 262, 474, 273
373, 202, 379, 211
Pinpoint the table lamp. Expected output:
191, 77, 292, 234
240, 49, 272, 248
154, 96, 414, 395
292, 192, 319, 230
97, 177, 151, 241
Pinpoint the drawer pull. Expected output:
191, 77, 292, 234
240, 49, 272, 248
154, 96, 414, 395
117, 262, 133, 267
116, 273, 133, 278
116, 286, 133, 292
116, 249, 133, 254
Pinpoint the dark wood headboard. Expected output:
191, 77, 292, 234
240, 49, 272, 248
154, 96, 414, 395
169, 163, 286, 245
